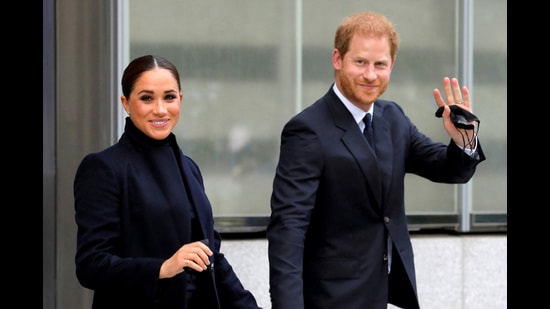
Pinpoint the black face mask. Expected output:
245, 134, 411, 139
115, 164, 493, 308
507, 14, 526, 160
435, 105, 480, 130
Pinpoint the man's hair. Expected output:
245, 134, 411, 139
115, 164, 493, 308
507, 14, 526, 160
334, 11, 400, 59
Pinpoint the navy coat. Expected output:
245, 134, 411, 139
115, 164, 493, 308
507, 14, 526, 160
267, 86, 486, 309
74, 118, 260, 309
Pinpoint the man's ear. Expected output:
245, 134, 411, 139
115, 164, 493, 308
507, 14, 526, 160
332, 49, 342, 70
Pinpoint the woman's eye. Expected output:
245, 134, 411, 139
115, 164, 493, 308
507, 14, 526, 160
140, 95, 152, 101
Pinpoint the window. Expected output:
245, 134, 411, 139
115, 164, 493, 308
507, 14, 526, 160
126, 0, 506, 232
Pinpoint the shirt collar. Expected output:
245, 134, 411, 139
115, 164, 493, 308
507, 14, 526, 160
332, 83, 373, 125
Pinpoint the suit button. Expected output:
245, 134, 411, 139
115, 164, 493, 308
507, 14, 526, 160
383, 254, 388, 261
384, 216, 390, 223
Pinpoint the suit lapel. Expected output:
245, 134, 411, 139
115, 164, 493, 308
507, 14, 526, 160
372, 112, 393, 194
342, 131, 383, 207
328, 92, 383, 208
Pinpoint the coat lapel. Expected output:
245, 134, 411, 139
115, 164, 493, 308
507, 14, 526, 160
177, 150, 214, 240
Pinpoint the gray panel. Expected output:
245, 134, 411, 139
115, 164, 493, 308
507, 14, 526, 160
43, 0, 55, 308
55, 1, 121, 308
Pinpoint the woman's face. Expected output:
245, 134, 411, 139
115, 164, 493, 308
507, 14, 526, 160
121, 68, 182, 140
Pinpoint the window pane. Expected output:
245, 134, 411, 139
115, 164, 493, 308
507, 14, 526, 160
128, 0, 506, 231
129, 1, 296, 222
472, 0, 507, 218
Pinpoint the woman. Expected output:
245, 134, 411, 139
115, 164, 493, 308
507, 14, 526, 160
74, 55, 261, 309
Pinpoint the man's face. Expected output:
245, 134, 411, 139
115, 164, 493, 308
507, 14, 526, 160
333, 33, 394, 111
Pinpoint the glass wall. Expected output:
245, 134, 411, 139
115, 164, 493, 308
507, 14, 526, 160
471, 0, 507, 227
126, 0, 506, 232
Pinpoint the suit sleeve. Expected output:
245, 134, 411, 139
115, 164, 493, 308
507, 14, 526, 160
266, 118, 323, 309
405, 122, 486, 184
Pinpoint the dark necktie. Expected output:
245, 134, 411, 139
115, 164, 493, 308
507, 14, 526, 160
363, 113, 375, 150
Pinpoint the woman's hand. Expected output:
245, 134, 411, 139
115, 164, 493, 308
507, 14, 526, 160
159, 239, 213, 279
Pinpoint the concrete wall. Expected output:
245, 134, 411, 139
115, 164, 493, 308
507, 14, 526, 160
222, 234, 507, 309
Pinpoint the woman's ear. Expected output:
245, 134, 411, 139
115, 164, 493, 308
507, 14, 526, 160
121, 96, 129, 114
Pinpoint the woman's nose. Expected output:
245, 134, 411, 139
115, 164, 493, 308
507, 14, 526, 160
153, 100, 167, 113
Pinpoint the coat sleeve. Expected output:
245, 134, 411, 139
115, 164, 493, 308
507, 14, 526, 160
74, 153, 164, 299
182, 154, 262, 309
210, 230, 262, 308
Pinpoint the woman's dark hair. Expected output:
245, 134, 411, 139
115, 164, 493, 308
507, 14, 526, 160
121, 55, 181, 99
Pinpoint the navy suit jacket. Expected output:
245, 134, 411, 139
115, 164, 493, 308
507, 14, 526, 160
74, 118, 260, 309
267, 86, 485, 309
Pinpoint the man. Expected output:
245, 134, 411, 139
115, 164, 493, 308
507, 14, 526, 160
266, 11, 485, 309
